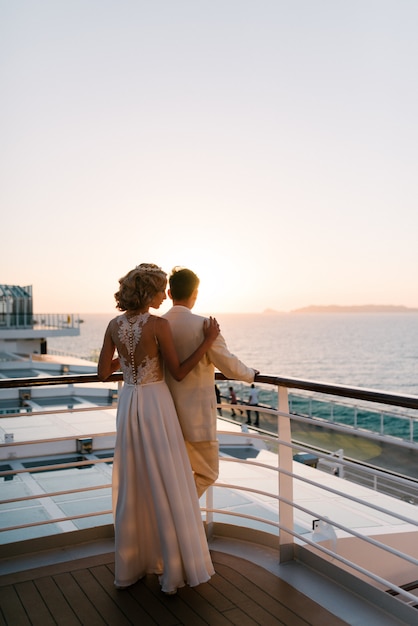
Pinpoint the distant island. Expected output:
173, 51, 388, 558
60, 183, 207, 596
291, 305, 418, 314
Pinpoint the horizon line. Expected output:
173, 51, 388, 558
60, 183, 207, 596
36, 304, 418, 316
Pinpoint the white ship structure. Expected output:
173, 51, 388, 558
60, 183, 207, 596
0, 284, 417, 624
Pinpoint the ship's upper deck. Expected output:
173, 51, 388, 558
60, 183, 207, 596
1, 372, 418, 624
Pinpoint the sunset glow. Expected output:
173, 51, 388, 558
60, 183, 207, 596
2, 1, 417, 314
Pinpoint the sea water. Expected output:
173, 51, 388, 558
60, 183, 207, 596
47, 312, 418, 440
48, 312, 418, 393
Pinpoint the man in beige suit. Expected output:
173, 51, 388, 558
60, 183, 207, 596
163, 267, 258, 497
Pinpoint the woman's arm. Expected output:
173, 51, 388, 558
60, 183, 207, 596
97, 324, 120, 381
157, 317, 219, 381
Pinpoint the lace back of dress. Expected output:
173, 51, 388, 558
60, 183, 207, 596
116, 313, 162, 385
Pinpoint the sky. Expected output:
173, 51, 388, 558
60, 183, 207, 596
1, 1, 417, 315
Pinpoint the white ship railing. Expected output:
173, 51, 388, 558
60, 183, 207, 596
217, 380, 418, 443
0, 312, 81, 330
1, 373, 418, 613
33, 313, 82, 330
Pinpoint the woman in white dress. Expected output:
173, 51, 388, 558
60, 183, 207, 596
98, 263, 219, 594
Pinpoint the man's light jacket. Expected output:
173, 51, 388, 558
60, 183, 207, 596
163, 306, 255, 442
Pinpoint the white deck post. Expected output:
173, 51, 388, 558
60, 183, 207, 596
277, 384, 294, 562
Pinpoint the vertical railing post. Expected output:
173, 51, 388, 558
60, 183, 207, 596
277, 384, 294, 562
336, 448, 344, 478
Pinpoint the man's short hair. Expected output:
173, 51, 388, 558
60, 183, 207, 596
169, 267, 200, 300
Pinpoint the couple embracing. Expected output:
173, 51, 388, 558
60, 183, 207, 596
98, 264, 257, 595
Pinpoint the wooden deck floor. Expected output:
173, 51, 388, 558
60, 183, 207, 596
0, 549, 348, 626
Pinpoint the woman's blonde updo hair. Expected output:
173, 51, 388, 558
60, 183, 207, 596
114, 263, 167, 311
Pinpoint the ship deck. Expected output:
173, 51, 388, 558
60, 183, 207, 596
1, 527, 412, 626
1, 373, 418, 624
0, 549, 348, 626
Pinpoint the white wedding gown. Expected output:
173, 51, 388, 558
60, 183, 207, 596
110, 312, 214, 593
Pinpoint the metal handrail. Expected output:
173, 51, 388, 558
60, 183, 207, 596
0, 371, 417, 409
